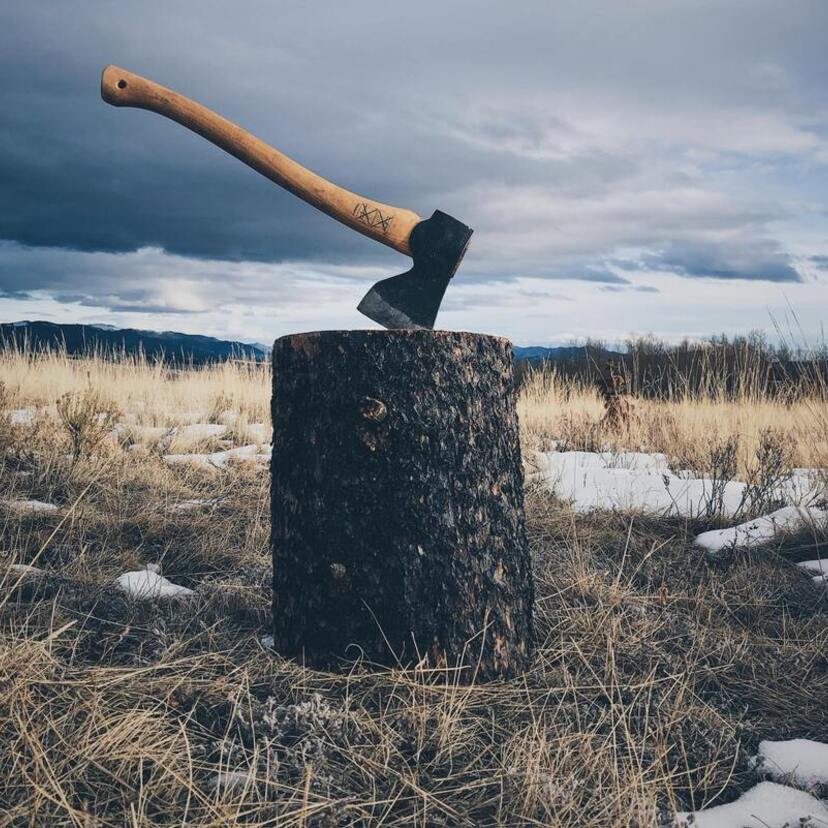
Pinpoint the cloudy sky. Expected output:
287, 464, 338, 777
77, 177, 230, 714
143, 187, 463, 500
1, 1, 826, 346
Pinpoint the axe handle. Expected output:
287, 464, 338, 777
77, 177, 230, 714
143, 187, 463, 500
101, 65, 420, 256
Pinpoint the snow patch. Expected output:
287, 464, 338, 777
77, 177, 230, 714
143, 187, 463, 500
750, 738, 828, 788
7, 408, 38, 425
114, 566, 193, 599
694, 507, 827, 553
167, 498, 223, 512
778, 468, 826, 508
7, 563, 44, 577
175, 423, 227, 441
537, 450, 745, 516
674, 781, 828, 827
163, 444, 266, 469
537, 451, 826, 518
2, 499, 59, 514
210, 769, 253, 793
798, 559, 828, 576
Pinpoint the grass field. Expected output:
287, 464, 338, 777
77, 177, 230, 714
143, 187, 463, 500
1, 348, 826, 826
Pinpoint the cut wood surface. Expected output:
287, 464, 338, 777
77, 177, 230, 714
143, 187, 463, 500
270, 329, 534, 681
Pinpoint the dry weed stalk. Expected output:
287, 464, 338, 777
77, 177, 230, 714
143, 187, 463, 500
57, 384, 121, 466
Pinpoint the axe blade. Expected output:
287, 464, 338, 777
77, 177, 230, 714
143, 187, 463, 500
358, 210, 473, 330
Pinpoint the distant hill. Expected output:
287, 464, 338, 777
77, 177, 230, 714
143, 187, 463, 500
0, 323, 615, 366
0, 321, 267, 364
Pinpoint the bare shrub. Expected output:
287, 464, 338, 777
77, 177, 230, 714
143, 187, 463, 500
705, 435, 739, 519
0, 381, 12, 456
599, 359, 636, 431
56, 386, 120, 465
739, 427, 794, 515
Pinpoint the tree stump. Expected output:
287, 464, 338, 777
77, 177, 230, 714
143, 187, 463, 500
271, 330, 533, 681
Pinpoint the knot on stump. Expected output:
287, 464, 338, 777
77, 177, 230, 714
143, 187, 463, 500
359, 396, 387, 422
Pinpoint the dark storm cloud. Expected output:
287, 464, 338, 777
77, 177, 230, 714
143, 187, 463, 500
637, 240, 802, 283
610, 239, 802, 283
0, 0, 826, 314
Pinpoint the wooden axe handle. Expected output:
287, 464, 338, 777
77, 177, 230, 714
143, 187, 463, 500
101, 65, 420, 256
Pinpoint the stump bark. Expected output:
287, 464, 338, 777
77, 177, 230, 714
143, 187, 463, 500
271, 329, 533, 681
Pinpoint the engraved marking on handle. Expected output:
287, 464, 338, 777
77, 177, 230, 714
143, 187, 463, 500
353, 202, 393, 233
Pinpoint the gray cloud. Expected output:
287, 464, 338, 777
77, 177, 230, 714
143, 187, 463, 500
0, 0, 827, 325
620, 239, 802, 283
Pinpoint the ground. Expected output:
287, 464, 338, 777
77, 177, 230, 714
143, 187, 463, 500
0, 350, 826, 826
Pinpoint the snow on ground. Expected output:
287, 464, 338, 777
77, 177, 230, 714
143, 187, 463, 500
750, 739, 828, 788
174, 423, 226, 441
798, 559, 828, 574
536, 450, 746, 516
2, 499, 59, 514
798, 559, 828, 588
6, 408, 39, 425
163, 444, 269, 469
694, 507, 827, 553
536, 450, 825, 520
6, 563, 44, 577
781, 468, 827, 507
114, 565, 193, 599
211, 769, 254, 793
674, 781, 828, 827
167, 498, 224, 512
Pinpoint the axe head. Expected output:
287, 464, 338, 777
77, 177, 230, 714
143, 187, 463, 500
357, 210, 473, 329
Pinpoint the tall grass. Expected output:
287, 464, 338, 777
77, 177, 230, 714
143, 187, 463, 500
0, 346, 270, 424
2, 344, 826, 479
0, 344, 826, 825
517, 364, 828, 479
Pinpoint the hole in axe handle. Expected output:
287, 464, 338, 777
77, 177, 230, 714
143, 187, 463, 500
117, 79, 127, 89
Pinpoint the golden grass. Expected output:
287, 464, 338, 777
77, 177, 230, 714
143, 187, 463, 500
0, 348, 826, 826
4, 349, 825, 478
0, 348, 270, 425
518, 366, 828, 479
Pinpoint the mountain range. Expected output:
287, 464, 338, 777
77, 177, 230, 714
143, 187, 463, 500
0, 321, 600, 364
0, 321, 267, 363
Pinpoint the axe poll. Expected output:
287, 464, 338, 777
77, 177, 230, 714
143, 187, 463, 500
101, 66, 472, 329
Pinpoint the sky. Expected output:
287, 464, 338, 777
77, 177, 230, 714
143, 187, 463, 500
1, 0, 826, 347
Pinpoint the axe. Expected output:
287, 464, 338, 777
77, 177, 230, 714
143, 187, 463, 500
101, 66, 472, 329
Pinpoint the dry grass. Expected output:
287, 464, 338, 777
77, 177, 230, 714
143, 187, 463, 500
0, 349, 826, 826
0, 347, 270, 425
518, 367, 828, 480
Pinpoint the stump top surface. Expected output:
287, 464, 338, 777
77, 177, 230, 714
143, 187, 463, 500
273, 329, 511, 350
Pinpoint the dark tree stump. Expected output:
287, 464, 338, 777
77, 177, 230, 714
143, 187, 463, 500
271, 330, 533, 681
